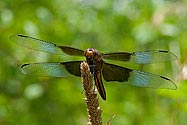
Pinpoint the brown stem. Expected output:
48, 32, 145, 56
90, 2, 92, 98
80, 62, 102, 125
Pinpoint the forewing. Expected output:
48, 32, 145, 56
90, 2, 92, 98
10, 34, 84, 56
20, 61, 81, 77
103, 50, 177, 64
102, 63, 177, 89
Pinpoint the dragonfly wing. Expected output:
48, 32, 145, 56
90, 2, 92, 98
103, 50, 177, 64
20, 61, 82, 77
102, 52, 132, 61
102, 62, 177, 89
10, 34, 84, 56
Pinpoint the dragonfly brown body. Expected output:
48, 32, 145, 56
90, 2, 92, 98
85, 48, 106, 100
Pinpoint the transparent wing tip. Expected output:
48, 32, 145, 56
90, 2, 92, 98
160, 76, 177, 90
10, 34, 26, 44
20, 64, 30, 74
10, 34, 17, 41
158, 50, 178, 61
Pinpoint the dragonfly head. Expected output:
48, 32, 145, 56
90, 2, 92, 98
85, 48, 97, 60
85, 48, 103, 61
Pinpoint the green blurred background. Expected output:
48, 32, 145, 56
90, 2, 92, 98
0, 0, 187, 125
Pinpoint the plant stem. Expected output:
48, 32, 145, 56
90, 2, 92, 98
80, 62, 102, 125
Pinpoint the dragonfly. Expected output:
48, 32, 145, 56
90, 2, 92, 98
10, 34, 177, 100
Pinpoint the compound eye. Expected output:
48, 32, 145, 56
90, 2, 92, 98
85, 49, 94, 58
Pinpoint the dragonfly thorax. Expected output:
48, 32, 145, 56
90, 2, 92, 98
84, 48, 103, 74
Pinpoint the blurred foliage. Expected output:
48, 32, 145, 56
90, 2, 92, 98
0, 0, 187, 125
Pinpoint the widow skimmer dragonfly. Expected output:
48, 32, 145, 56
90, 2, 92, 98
10, 34, 177, 100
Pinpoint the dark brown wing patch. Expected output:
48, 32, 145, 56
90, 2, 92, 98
102, 52, 132, 61
62, 61, 82, 76
59, 46, 84, 56
102, 62, 132, 82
